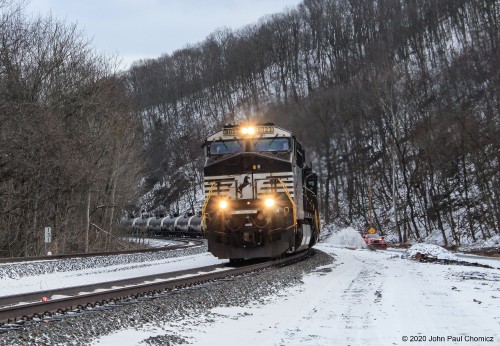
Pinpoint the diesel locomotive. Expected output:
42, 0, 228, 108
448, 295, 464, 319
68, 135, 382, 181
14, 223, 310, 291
201, 123, 320, 260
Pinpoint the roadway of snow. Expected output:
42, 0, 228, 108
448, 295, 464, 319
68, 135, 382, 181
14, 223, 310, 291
95, 229, 499, 345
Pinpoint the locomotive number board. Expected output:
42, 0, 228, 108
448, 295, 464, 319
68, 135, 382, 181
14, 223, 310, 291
223, 125, 275, 136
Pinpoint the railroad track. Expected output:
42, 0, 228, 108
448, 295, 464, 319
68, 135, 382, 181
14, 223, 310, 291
0, 237, 204, 264
0, 249, 312, 327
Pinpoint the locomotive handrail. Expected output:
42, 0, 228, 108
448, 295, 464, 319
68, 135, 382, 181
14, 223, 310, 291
314, 209, 320, 232
277, 178, 297, 226
201, 182, 217, 232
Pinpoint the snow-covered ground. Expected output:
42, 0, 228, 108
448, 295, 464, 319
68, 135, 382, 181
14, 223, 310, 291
0, 244, 225, 296
91, 229, 499, 345
125, 237, 186, 248
0, 231, 497, 345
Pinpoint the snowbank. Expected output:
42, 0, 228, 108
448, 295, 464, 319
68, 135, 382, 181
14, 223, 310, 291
403, 243, 458, 261
483, 234, 500, 248
460, 233, 500, 251
326, 227, 367, 249
423, 227, 500, 251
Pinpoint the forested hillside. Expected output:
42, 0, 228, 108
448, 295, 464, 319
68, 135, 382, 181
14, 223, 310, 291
0, 1, 142, 256
1, 0, 498, 257
129, 0, 499, 246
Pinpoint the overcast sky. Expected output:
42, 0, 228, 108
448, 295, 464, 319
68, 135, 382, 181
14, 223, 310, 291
26, 0, 303, 70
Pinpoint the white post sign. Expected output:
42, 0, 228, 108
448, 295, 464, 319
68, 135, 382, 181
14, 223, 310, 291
44, 227, 52, 243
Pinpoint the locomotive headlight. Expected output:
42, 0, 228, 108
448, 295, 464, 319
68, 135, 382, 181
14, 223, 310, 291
264, 198, 275, 208
241, 126, 255, 135
219, 200, 228, 209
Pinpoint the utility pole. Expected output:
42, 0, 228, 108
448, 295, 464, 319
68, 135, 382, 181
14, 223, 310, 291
369, 177, 373, 229
392, 110, 401, 242
86, 189, 91, 253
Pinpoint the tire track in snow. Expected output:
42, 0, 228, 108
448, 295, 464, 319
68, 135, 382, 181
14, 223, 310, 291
277, 248, 389, 345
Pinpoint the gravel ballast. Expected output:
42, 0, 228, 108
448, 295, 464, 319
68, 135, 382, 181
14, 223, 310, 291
0, 248, 333, 345
0, 243, 207, 280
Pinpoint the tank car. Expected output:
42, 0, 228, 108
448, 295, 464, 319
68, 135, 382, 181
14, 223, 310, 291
124, 214, 203, 238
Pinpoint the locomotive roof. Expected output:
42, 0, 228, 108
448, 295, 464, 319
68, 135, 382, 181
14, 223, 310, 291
204, 123, 294, 143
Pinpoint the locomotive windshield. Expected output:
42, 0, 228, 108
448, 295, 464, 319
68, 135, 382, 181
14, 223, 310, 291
208, 137, 290, 156
253, 138, 290, 152
208, 140, 244, 155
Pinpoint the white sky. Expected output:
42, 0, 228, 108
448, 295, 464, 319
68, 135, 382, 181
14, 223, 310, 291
25, 0, 303, 70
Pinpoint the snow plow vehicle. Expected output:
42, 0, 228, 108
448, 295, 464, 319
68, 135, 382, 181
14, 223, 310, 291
363, 233, 388, 250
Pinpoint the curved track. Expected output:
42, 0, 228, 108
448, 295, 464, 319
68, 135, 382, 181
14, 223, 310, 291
0, 250, 313, 327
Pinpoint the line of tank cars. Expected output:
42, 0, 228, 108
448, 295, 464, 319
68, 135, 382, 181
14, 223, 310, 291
125, 213, 203, 238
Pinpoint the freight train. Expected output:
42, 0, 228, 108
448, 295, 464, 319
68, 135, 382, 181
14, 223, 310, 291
124, 123, 320, 259
201, 123, 320, 260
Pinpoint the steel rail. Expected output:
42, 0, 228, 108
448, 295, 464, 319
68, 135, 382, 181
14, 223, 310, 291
0, 250, 311, 325
0, 264, 226, 308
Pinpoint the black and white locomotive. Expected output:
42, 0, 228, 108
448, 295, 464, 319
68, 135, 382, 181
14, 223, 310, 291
201, 123, 320, 260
